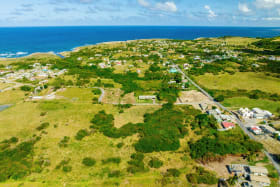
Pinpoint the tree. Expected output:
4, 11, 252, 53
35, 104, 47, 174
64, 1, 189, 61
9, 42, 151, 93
215, 95, 224, 102
20, 85, 32, 92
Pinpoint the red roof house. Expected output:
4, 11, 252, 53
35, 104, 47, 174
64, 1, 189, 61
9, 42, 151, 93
222, 122, 235, 130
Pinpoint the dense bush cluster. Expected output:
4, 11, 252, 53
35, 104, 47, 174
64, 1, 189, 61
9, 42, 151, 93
189, 129, 263, 160
90, 104, 191, 153
0, 139, 37, 182
127, 153, 146, 174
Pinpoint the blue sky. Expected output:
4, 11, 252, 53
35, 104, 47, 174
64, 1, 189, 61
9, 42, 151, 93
0, 0, 280, 26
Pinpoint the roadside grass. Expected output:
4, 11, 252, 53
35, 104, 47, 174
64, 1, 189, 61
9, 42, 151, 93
194, 72, 280, 94
222, 97, 280, 113
56, 87, 93, 103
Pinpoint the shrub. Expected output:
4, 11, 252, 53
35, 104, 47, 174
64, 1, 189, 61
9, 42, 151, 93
148, 158, 163, 168
92, 88, 102, 95
75, 129, 90, 141
20, 85, 32, 92
166, 168, 181, 177
62, 166, 72, 173
116, 142, 124, 148
40, 112, 47, 116
186, 167, 217, 185
108, 170, 121, 178
102, 157, 121, 165
36, 122, 50, 131
56, 158, 71, 170
82, 157, 96, 167
58, 136, 70, 147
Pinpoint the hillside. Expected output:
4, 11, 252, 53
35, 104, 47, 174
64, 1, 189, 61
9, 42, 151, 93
0, 38, 279, 186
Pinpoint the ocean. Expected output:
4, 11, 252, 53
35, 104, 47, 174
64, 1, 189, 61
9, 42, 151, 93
0, 26, 279, 58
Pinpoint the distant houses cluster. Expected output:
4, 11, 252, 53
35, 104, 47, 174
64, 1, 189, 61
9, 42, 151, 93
1, 63, 67, 82
238, 108, 273, 119
207, 108, 236, 130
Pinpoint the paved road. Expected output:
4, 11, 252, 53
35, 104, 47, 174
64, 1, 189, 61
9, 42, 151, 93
0, 80, 35, 92
92, 87, 105, 103
173, 64, 280, 177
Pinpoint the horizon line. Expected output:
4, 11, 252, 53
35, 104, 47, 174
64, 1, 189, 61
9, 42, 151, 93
0, 25, 280, 28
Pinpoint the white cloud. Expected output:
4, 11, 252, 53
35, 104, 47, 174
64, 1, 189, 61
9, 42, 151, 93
204, 5, 217, 18
155, 2, 177, 12
262, 17, 280, 20
138, 0, 149, 8
238, 3, 251, 13
255, 0, 280, 9
138, 1, 177, 13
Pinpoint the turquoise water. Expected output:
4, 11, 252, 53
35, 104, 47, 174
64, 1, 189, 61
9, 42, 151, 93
0, 26, 279, 58
0, 105, 11, 112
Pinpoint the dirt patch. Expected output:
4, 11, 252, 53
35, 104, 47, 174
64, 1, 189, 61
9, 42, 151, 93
121, 92, 136, 104
176, 90, 215, 109
202, 156, 247, 178
102, 88, 122, 104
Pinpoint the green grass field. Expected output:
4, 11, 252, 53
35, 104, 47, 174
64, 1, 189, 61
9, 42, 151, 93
195, 72, 280, 94
0, 87, 197, 186
222, 97, 280, 113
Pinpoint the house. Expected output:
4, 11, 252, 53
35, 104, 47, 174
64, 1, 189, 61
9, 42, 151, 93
229, 164, 246, 175
247, 166, 268, 176
249, 175, 271, 186
169, 68, 178, 73
249, 126, 263, 135
260, 125, 276, 135
252, 108, 273, 119
183, 63, 191, 70
220, 114, 233, 121
222, 121, 235, 130
139, 95, 156, 100
238, 108, 254, 118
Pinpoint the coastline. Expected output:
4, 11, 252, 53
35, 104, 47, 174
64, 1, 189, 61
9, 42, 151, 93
0, 38, 168, 60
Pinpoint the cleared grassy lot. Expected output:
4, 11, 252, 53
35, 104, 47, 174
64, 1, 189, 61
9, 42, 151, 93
195, 72, 280, 94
